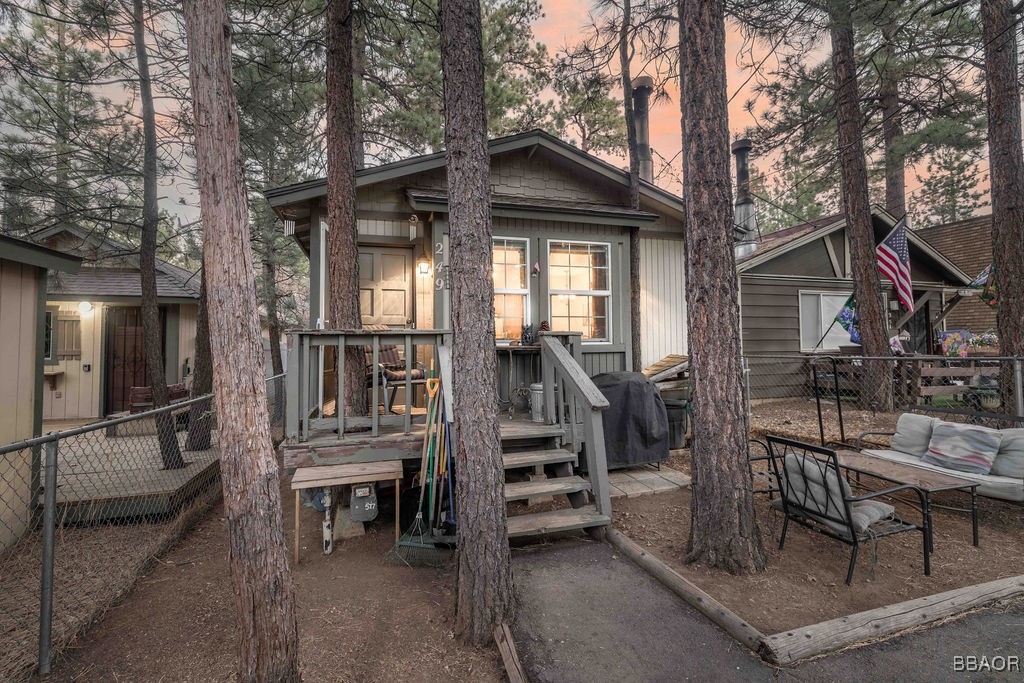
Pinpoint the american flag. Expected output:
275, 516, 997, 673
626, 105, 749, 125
876, 218, 913, 311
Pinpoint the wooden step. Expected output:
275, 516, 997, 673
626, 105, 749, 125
504, 476, 589, 502
502, 449, 578, 470
507, 505, 610, 538
499, 422, 565, 442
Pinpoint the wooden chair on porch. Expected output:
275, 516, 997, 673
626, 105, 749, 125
363, 324, 427, 413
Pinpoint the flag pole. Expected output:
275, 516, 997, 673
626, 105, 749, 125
812, 316, 841, 351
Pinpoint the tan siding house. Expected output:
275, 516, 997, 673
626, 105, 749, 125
0, 235, 80, 550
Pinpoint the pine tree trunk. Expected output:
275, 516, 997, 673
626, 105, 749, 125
352, 10, 366, 171
879, 33, 906, 219
981, 0, 1024, 408
440, 0, 514, 645
679, 0, 765, 574
133, 0, 184, 469
186, 268, 213, 451
326, 0, 366, 417
618, 0, 643, 372
830, 1, 893, 411
182, 2, 301, 679
263, 229, 286, 440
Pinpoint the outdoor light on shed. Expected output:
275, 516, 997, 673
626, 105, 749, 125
77, 301, 94, 315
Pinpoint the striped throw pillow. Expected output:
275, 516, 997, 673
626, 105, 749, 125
922, 421, 1001, 475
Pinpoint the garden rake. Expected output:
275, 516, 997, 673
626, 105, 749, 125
385, 377, 444, 567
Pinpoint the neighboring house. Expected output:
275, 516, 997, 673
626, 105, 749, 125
28, 225, 201, 419
916, 214, 996, 334
736, 206, 973, 396
0, 234, 81, 550
265, 128, 688, 374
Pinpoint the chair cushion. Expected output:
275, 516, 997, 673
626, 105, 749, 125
780, 452, 851, 524
382, 367, 426, 382
922, 421, 1001, 475
770, 496, 894, 536
891, 413, 938, 458
993, 428, 1024, 479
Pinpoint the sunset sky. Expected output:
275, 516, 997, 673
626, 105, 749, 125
532, 2, 772, 183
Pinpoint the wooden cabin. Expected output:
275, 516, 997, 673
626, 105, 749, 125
266, 129, 692, 536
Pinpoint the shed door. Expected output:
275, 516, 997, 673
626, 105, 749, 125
359, 247, 413, 326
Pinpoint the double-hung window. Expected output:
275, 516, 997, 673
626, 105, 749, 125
799, 291, 853, 351
492, 237, 530, 342
548, 240, 611, 342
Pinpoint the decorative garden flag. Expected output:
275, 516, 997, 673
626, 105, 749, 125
834, 294, 860, 344
980, 266, 998, 309
876, 217, 914, 311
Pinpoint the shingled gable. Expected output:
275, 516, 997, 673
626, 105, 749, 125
736, 205, 972, 286
264, 128, 687, 220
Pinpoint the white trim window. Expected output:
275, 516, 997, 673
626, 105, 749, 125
799, 290, 853, 351
548, 240, 611, 342
492, 237, 530, 342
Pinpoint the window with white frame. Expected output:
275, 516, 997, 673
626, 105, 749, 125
548, 240, 611, 342
492, 237, 530, 342
799, 291, 853, 351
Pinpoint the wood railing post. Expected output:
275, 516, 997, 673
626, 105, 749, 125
583, 409, 612, 517
337, 334, 345, 437
404, 334, 413, 434
371, 334, 380, 437
300, 332, 310, 442
542, 347, 556, 425
286, 332, 300, 440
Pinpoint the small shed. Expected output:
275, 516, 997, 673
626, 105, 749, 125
0, 234, 80, 550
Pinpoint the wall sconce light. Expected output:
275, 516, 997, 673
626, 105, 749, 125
417, 257, 431, 277
78, 301, 94, 315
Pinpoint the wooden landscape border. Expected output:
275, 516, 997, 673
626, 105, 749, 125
605, 527, 1024, 667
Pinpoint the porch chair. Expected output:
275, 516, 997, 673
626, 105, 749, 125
748, 438, 779, 499
362, 324, 427, 413
765, 435, 930, 585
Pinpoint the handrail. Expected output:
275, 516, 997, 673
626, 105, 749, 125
539, 336, 609, 411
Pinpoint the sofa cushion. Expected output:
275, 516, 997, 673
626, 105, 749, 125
771, 495, 894, 536
891, 413, 937, 458
923, 421, 1001, 475
863, 448, 1024, 502
993, 428, 1024, 479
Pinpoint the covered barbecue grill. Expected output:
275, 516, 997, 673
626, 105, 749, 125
588, 372, 669, 470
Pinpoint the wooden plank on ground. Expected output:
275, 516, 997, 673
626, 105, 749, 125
761, 574, 1024, 666
291, 460, 403, 489
919, 386, 970, 397
605, 527, 766, 654
494, 622, 528, 683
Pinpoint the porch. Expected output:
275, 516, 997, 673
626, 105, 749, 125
282, 327, 614, 536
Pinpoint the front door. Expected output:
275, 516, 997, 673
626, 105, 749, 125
104, 306, 165, 413
359, 246, 413, 327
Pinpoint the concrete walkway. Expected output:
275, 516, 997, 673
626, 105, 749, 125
512, 540, 1023, 683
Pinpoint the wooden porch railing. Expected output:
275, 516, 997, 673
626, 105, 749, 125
539, 332, 612, 518
286, 329, 451, 442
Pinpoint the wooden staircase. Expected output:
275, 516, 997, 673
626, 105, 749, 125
499, 421, 610, 538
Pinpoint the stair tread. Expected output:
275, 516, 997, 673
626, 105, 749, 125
503, 449, 578, 469
500, 422, 566, 441
507, 505, 610, 537
504, 475, 589, 501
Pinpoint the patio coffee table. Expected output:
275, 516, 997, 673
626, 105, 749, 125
837, 450, 979, 554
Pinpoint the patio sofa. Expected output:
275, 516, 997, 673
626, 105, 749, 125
857, 413, 1024, 503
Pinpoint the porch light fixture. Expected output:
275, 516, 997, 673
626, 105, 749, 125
77, 301, 94, 315
417, 256, 431, 277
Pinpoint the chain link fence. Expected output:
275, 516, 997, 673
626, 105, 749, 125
745, 355, 1024, 446
0, 376, 285, 680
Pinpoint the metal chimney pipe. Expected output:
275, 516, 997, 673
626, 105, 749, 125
731, 138, 759, 257
632, 76, 655, 183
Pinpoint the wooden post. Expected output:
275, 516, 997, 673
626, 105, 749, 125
300, 333, 310, 442
371, 335, 380, 436
404, 334, 412, 434
294, 490, 300, 566
285, 332, 300, 440
542, 345, 556, 425
584, 409, 612, 517
394, 476, 401, 542
336, 335, 344, 437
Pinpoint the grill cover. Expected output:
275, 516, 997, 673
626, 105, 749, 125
589, 372, 669, 470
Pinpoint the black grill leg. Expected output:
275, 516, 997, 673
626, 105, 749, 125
923, 529, 931, 576
846, 545, 859, 585
778, 517, 789, 550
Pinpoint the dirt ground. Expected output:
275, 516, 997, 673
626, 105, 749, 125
749, 398, 900, 445
48, 479, 502, 683
614, 451, 1024, 635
